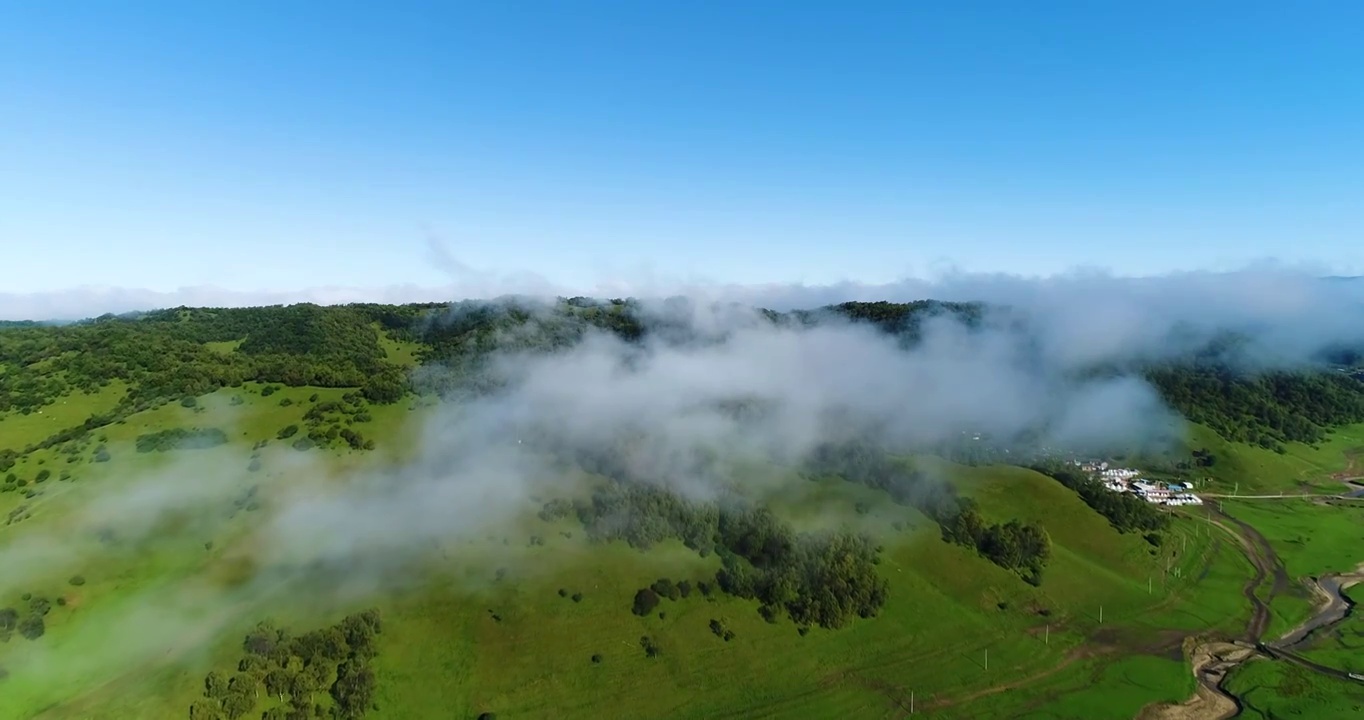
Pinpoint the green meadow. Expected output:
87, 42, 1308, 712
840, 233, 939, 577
1296, 583, 1364, 674
1224, 658, 1364, 719
1, 328, 1362, 719
0, 383, 1269, 720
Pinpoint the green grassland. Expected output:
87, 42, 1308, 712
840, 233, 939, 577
0, 381, 128, 451
1296, 584, 1364, 675
0, 373, 1361, 717
0, 387, 1262, 720
1224, 658, 1364, 719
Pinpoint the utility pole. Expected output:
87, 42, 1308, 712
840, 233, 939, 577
984, 648, 988, 671
1148, 575, 1152, 594
910, 691, 914, 714
1100, 605, 1104, 624
1045, 624, 1049, 645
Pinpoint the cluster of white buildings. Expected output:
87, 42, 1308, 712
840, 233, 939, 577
1071, 460, 1204, 506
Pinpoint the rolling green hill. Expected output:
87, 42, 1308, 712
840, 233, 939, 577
1, 299, 1361, 720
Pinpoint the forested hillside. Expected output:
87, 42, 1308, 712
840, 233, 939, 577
4, 298, 1364, 456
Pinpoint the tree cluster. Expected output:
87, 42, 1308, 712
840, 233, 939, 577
190, 609, 382, 720
565, 480, 888, 630
135, 427, 230, 453
299, 393, 376, 451
0, 592, 53, 643
940, 502, 1051, 585
1029, 463, 1170, 535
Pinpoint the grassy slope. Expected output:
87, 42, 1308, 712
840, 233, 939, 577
0, 381, 417, 719
1, 390, 1360, 718
1181, 421, 1364, 495
361, 465, 1240, 720
0, 381, 128, 451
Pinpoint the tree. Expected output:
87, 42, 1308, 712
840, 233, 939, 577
204, 671, 230, 700
18, 615, 44, 640
263, 669, 291, 703
631, 588, 660, 617
188, 699, 222, 720
220, 689, 253, 719
329, 660, 376, 719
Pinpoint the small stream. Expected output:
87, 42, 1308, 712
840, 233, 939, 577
1272, 572, 1361, 652
1155, 507, 1363, 719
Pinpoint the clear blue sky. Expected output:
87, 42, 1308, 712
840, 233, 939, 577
3, 1, 1362, 295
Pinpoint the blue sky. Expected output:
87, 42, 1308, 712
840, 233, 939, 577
3, 1, 1363, 296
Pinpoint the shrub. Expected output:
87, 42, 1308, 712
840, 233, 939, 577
277, 425, 299, 440
279, 397, 294, 407
590, 654, 602, 664
68, 575, 85, 586
558, 588, 568, 597
35, 469, 50, 483
180, 396, 198, 408
571, 592, 583, 603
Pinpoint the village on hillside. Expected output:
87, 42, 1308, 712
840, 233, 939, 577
1073, 460, 1204, 506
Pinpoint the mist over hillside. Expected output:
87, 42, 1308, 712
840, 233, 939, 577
3, 269, 1364, 716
